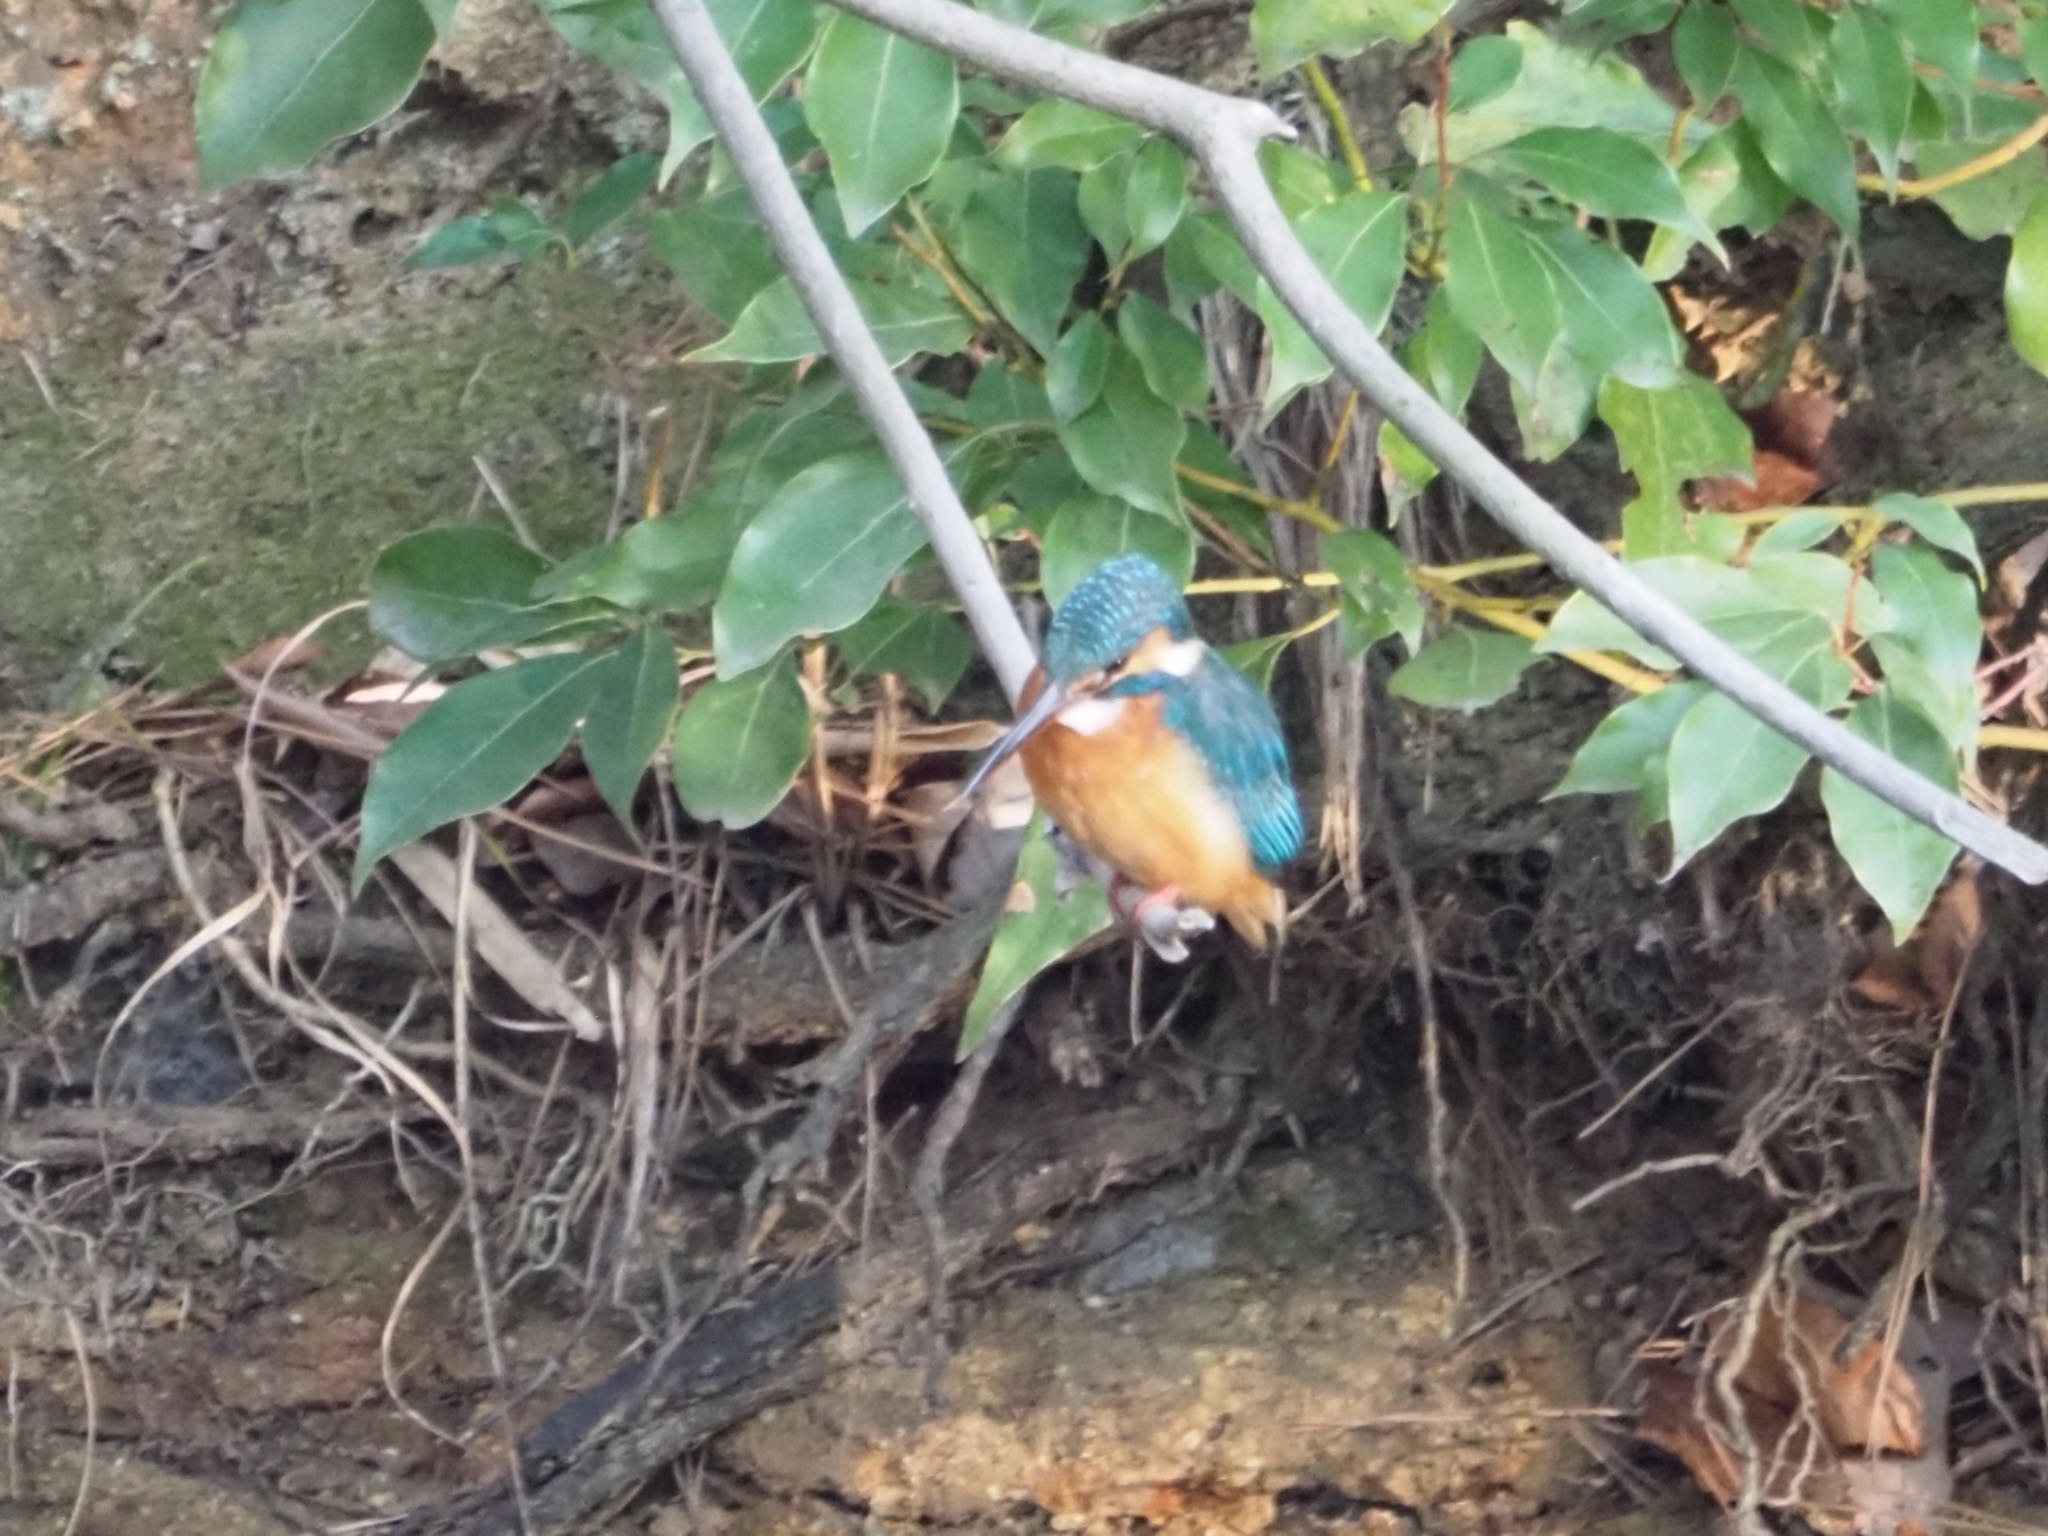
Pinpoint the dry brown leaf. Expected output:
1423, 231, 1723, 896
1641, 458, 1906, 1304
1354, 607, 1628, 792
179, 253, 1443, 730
515, 776, 607, 825
1851, 869, 1981, 1016
1691, 448, 1823, 512
1710, 1284, 1926, 1455
226, 632, 323, 678
1752, 386, 1840, 472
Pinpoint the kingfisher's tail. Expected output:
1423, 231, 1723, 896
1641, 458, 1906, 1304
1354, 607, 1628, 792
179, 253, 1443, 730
1222, 877, 1288, 952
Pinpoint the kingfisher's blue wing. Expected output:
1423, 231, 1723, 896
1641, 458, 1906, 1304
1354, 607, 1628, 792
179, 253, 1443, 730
1160, 655, 1305, 875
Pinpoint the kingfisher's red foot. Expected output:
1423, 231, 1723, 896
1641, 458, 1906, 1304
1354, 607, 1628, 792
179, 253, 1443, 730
1109, 879, 1214, 963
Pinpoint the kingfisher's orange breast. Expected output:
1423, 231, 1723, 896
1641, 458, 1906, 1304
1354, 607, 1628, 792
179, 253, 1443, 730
1016, 668, 1285, 946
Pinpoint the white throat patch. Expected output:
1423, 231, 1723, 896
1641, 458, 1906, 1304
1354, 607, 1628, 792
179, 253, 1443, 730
1057, 696, 1127, 736
1155, 638, 1205, 677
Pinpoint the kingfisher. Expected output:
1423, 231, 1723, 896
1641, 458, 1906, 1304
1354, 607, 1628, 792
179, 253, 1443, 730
961, 555, 1304, 959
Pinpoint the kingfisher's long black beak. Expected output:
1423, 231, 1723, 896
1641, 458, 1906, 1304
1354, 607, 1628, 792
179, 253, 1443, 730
958, 681, 1068, 802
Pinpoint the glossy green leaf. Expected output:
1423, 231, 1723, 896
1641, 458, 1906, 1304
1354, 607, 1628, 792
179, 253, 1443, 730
1875, 492, 1984, 582
1253, 0, 1454, 73
1870, 542, 1982, 753
1388, 630, 1535, 711
355, 651, 607, 886
1526, 218, 1683, 386
648, 189, 778, 323
692, 261, 971, 365
1219, 632, 1297, 694
2025, 17, 2048, 95
2008, 188, 2048, 378
1735, 46, 1859, 234
409, 216, 514, 270
1119, 294, 1210, 410
997, 100, 1143, 171
1509, 342, 1598, 462
538, 502, 748, 618
1562, 0, 1676, 47
1489, 127, 1716, 252
1753, 511, 1844, 556
424, 0, 459, 35
1056, 346, 1185, 517
959, 815, 1110, 1057
1166, 214, 1260, 310
1450, 35, 1523, 112
1403, 20, 1684, 167
1324, 529, 1424, 656
1256, 191, 1409, 413
714, 450, 933, 676
1549, 681, 1709, 797
1665, 612, 1852, 870
943, 167, 1088, 355
1924, 130, 2048, 240
1730, 0, 1818, 66
835, 599, 973, 711
978, 0, 1152, 32
1820, 687, 1961, 941
196, 0, 436, 190
1877, 0, 1977, 89
1378, 419, 1440, 516
1598, 375, 1753, 556
563, 153, 660, 248
1413, 287, 1484, 412
1260, 142, 1341, 219
671, 655, 812, 829
962, 364, 1054, 429
1672, 1, 1738, 107
1444, 191, 1564, 388
1830, 6, 1913, 195
1125, 137, 1189, 259
1042, 496, 1196, 606
583, 626, 680, 824
1048, 314, 1111, 423
804, 13, 958, 235
369, 528, 557, 662
1077, 151, 1132, 259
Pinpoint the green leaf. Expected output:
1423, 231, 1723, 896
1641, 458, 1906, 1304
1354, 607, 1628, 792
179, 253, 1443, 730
671, 655, 812, 829
979, 0, 1153, 32
1525, 218, 1683, 387
1753, 511, 1844, 556
1870, 542, 1982, 753
2008, 188, 2048, 378
1562, 0, 1676, 48
835, 599, 973, 712
1875, 492, 1984, 582
1260, 143, 1340, 219
1255, 191, 1409, 414
649, 189, 778, 324
1877, 0, 1977, 90
1124, 137, 1189, 260
1047, 314, 1111, 423
1672, 1, 1738, 107
1665, 612, 1853, 870
962, 364, 1054, 429
959, 815, 1110, 1057
1404, 20, 1684, 167
1413, 286, 1483, 411
1388, 630, 1535, 711
1734, 46, 1859, 234
196, 0, 437, 190
1219, 632, 1297, 694
583, 626, 680, 824
1056, 345, 1186, 517
943, 166, 1088, 355
691, 260, 971, 365
409, 216, 513, 270
1324, 529, 1424, 656
1489, 126, 1717, 253
1444, 191, 1564, 389
714, 450, 932, 676
1730, 0, 1818, 66
1252, 0, 1454, 73
1820, 687, 1961, 941
1042, 496, 1196, 606
805, 12, 958, 236
539, 502, 746, 618
1450, 35, 1523, 112
2025, 17, 2048, 95
1598, 375, 1753, 555
1119, 294, 1210, 410
368, 527, 558, 662
1549, 681, 1709, 797
355, 651, 607, 887
1830, 6, 1913, 195
424, 0, 460, 35
997, 100, 1142, 171
1509, 342, 1598, 462
562, 153, 660, 248
1077, 151, 1133, 259
1924, 130, 2048, 240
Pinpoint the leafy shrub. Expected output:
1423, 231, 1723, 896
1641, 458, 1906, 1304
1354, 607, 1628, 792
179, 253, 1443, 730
195, 0, 2048, 962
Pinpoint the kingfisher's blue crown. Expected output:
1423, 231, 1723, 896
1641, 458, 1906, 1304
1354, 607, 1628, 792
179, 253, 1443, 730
1043, 555, 1193, 680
